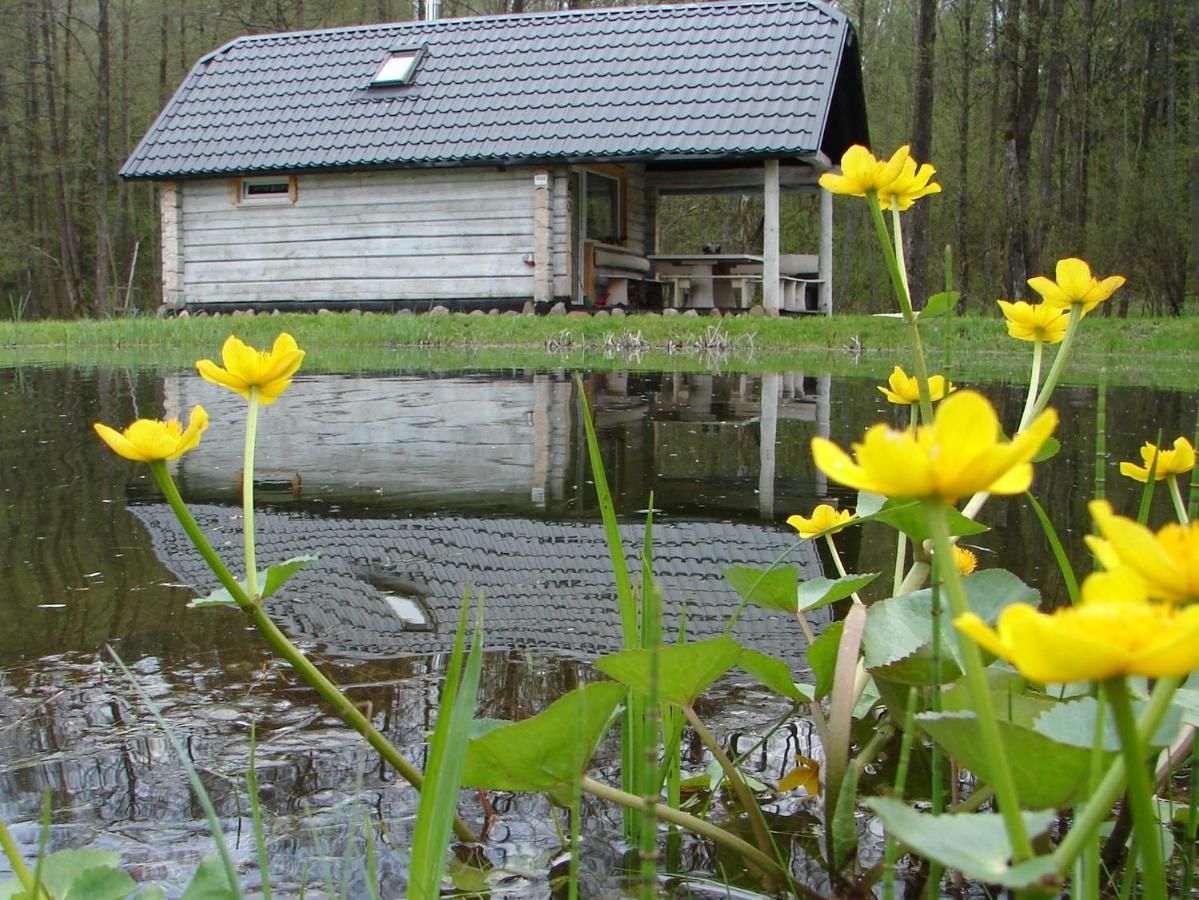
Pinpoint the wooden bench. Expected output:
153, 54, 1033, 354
587, 242, 662, 307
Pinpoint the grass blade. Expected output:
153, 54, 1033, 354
106, 644, 244, 899
407, 589, 485, 899
1025, 491, 1080, 605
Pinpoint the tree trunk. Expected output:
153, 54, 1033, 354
954, 0, 975, 307
40, 0, 84, 315
906, 0, 936, 308
1190, 0, 1199, 309
95, 0, 112, 317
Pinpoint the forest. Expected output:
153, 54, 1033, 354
0, 0, 1194, 319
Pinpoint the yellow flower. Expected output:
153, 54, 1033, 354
1086, 500, 1199, 604
996, 300, 1069, 344
953, 546, 978, 576
955, 568, 1199, 683
877, 155, 941, 211
787, 504, 856, 539
811, 390, 1058, 504
778, 755, 820, 795
1119, 437, 1196, 483
94, 406, 209, 463
877, 365, 954, 405
1027, 258, 1126, 316
196, 333, 305, 405
818, 145, 910, 198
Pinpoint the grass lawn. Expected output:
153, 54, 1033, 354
0, 310, 1195, 387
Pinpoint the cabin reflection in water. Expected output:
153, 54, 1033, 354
148, 370, 841, 663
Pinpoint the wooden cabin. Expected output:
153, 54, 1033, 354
120, 0, 869, 315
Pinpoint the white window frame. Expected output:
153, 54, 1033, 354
370, 46, 425, 87
236, 175, 296, 207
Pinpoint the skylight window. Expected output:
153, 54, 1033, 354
371, 47, 423, 86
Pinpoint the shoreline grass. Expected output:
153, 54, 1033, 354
0, 312, 1195, 388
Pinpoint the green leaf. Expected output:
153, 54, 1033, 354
829, 758, 861, 871
856, 491, 886, 517
724, 566, 798, 613
920, 290, 959, 318
871, 499, 989, 543
918, 710, 1114, 808
808, 621, 843, 699
737, 648, 814, 702
1031, 436, 1061, 463
65, 865, 137, 900
32, 851, 122, 899
1033, 696, 1183, 751
1172, 687, 1199, 727
260, 555, 317, 599
189, 555, 318, 608
863, 570, 1038, 681
866, 797, 1057, 889
460, 681, 625, 805
798, 572, 880, 611
595, 637, 742, 707
180, 855, 239, 900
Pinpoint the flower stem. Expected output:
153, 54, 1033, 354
1018, 339, 1045, 433
1029, 304, 1082, 422
579, 776, 793, 889
1052, 675, 1181, 874
1103, 678, 1165, 900
1167, 475, 1189, 524
243, 388, 260, 598
923, 500, 1032, 861
682, 705, 776, 866
867, 193, 933, 424
824, 534, 864, 605
148, 463, 478, 844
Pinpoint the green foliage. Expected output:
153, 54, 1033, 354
0, 851, 134, 900
408, 593, 485, 899
865, 799, 1059, 889
594, 638, 742, 708
460, 682, 626, 805
736, 648, 815, 702
189, 555, 317, 607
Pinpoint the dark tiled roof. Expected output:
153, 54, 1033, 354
120, 0, 868, 179
131, 504, 827, 666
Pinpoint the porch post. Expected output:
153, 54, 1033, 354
819, 185, 833, 315
533, 169, 553, 304
160, 181, 184, 310
763, 159, 780, 315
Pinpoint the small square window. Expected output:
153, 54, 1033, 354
237, 176, 296, 206
371, 48, 423, 86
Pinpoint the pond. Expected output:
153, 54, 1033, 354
0, 363, 1192, 895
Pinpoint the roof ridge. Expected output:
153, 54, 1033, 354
217, 0, 841, 50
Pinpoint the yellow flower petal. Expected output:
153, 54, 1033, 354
812, 391, 1057, 504
1089, 500, 1194, 602
197, 333, 306, 405
787, 504, 856, 539
93, 406, 209, 464
1028, 258, 1125, 314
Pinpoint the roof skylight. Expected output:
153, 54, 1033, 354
371, 47, 423, 86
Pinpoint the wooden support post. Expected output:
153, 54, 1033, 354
159, 181, 184, 310
533, 169, 553, 304
819, 186, 834, 315
763, 159, 780, 316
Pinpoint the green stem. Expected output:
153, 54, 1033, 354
824, 534, 864, 605
1053, 675, 1181, 873
0, 818, 41, 900
1167, 475, 1189, 524
579, 776, 793, 889
1181, 736, 1198, 898
248, 724, 273, 900
1103, 678, 1165, 900
924, 501, 1033, 861
148, 463, 478, 844
244, 388, 260, 597
1029, 304, 1082, 422
682, 705, 777, 868
1018, 339, 1044, 433
883, 688, 919, 900
867, 192, 933, 424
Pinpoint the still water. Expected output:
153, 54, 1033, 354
0, 364, 1192, 895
